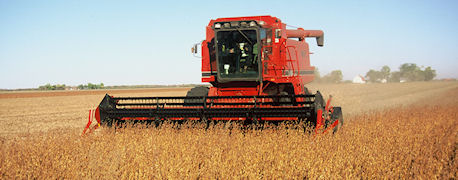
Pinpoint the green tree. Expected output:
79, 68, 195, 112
423, 66, 436, 81
380, 65, 391, 80
365, 69, 382, 83
38, 83, 67, 90
78, 83, 105, 90
56, 84, 66, 90
399, 63, 422, 81
389, 71, 401, 82
322, 70, 343, 83
39, 83, 51, 90
330, 70, 343, 83
398, 63, 436, 81
365, 66, 391, 83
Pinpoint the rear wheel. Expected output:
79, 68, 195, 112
313, 91, 325, 125
329, 107, 343, 133
184, 86, 209, 106
279, 91, 292, 106
298, 90, 324, 131
184, 87, 209, 123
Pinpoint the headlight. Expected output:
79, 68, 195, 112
230, 21, 240, 27
214, 23, 221, 29
249, 21, 256, 27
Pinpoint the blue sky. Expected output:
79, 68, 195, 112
1, 0, 457, 89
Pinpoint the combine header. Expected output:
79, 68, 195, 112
83, 15, 343, 135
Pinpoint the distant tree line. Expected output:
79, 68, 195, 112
77, 83, 104, 90
314, 68, 343, 83
36, 83, 207, 90
38, 83, 67, 90
365, 63, 436, 83
38, 83, 105, 90
37, 63, 438, 90
314, 63, 437, 83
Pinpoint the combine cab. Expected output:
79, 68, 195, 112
83, 16, 343, 135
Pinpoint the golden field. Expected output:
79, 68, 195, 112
0, 82, 457, 179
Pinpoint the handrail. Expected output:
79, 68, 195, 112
285, 45, 298, 76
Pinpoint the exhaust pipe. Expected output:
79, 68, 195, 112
286, 28, 324, 47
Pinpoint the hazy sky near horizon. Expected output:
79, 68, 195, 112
1, 0, 457, 89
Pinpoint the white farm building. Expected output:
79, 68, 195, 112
352, 75, 366, 84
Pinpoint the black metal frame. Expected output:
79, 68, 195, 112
97, 94, 317, 124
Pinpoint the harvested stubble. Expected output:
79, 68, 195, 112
0, 87, 456, 179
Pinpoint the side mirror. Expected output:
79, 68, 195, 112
191, 43, 201, 58
191, 44, 198, 54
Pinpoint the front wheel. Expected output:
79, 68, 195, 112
184, 86, 209, 106
329, 107, 343, 133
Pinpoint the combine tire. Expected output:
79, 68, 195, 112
330, 107, 343, 133
184, 86, 209, 106
279, 91, 292, 105
314, 91, 324, 112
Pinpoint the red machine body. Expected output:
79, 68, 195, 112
200, 15, 323, 97
83, 16, 343, 136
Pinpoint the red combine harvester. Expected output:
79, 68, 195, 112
83, 15, 343, 134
